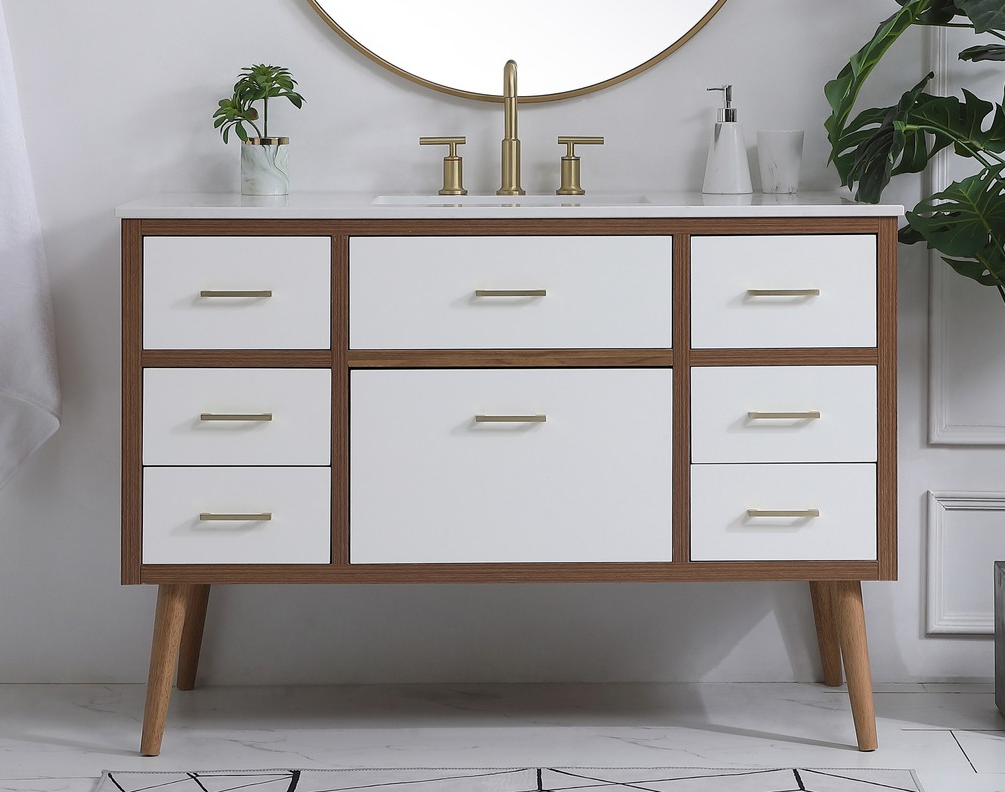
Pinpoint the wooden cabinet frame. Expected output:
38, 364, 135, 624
121, 215, 898, 755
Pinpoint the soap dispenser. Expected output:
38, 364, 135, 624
702, 84, 752, 194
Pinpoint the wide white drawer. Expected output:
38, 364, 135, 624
143, 467, 331, 564
143, 368, 331, 465
349, 368, 673, 563
143, 236, 331, 349
349, 236, 672, 349
690, 463, 876, 561
690, 235, 876, 348
691, 366, 877, 463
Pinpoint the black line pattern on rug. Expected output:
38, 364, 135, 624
104, 767, 921, 792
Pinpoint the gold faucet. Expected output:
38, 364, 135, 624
497, 60, 525, 196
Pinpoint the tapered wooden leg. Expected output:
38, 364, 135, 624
809, 581, 843, 687
177, 585, 211, 691
140, 584, 194, 757
833, 580, 877, 751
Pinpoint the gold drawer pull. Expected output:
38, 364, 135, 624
475, 414, 547, 423
746, 288, 820, 297
199, 289, 273, 298
474, 289, 547, 297
200, 413, 274, 422
747, 411, 821, 420
199, 512, 273, 521
746, 508, 820, 518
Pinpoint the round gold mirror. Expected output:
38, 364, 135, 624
308, 0, 729, 102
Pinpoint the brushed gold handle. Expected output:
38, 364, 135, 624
746, 288, 820, 297
475, 414, 547, 423
474, 289, 547, 297
746, 508, 820, 518
199, 289, 273, 298
747, 411, 821, 420
199, 512, 273, 521
200, 413, 274, 422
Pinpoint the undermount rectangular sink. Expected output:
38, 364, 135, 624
373, 194, 651, 207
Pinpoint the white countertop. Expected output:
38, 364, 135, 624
115, 191, 904, 219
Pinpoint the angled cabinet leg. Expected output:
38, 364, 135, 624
177, 585, 211, 691
833, 580, 877, 752
140, 584, 197, 757
809, 581, 842, 687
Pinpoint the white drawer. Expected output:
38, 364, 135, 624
349, 368, 673, 563
349, 236, 672, 349
143, 467, 331, 564
690, 366, 877, 463
143, 236, 331, 349
143, 368, 331, 466
690, 463, 876, 561
690, 235, 876, 348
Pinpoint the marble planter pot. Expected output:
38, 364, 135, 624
241, 137, 290, 196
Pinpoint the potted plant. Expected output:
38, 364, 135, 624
213, 64, 305, 196
824, 0, 1005, 304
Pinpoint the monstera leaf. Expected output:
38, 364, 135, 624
824, 0, 922, 177
955, 0, 1005, 33
905, 166, 1005, 286
960, 44, 1005, 61
834, 74, 935, 201
896, 0, 966, 24
906, 88, 1005, 156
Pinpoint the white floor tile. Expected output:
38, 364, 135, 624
0, 683, 998, 792
953, 729, 1005, 773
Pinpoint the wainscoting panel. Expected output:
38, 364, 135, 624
927, 491, 1005, 634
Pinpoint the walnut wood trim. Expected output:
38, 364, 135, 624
121, 220, 143, 585
142, 350, 333, 367
139, 560, 881, 585
689, 349, 879, 366
672, 232, 691, 563
138, 217, 887, 239
332, 235, 349, 565
348, 349, 673, 368
876, 217, 898, 580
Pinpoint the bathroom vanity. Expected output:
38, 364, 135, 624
118, 192, 901, 756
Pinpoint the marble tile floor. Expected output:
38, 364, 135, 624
0, 682, 1001, 792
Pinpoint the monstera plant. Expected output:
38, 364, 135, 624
825, 0, 1005, 302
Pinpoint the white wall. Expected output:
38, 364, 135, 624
0, 0, 993, 684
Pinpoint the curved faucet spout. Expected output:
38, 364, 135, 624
498, 59, 525, 196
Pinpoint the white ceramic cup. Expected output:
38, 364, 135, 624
757, 130, 803, 194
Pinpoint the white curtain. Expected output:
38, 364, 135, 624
0, 0, 60, 491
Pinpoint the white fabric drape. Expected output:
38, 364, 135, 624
0, 0, 60, 491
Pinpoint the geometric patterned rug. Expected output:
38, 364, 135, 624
93, 766, 925, 792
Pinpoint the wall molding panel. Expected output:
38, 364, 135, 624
926, 491, 1005, 634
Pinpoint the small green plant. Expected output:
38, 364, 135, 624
213, 64, 305, 143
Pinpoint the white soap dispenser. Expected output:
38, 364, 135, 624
702, 84, 752, 194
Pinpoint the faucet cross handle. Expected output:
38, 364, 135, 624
556, 136, 604, 196
419, 136, 467, 196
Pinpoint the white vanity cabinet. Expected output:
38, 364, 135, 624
118, 194, 900, 757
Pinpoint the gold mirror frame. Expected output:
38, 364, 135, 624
307, 0, 729, 103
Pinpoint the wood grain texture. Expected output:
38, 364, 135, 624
140, 584, 194, 756
332, 234, 349, 565
348, 349, 673, 368
809, 581, 843, 687
176, 584, 210, 691
121, 220, 144, 585
139, 560, 881, 584
833, 580, 878, 751
689, 349, 878, 366
142, 350, 332, 368
672, 232, 690, 563
876, 217, 899, 580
